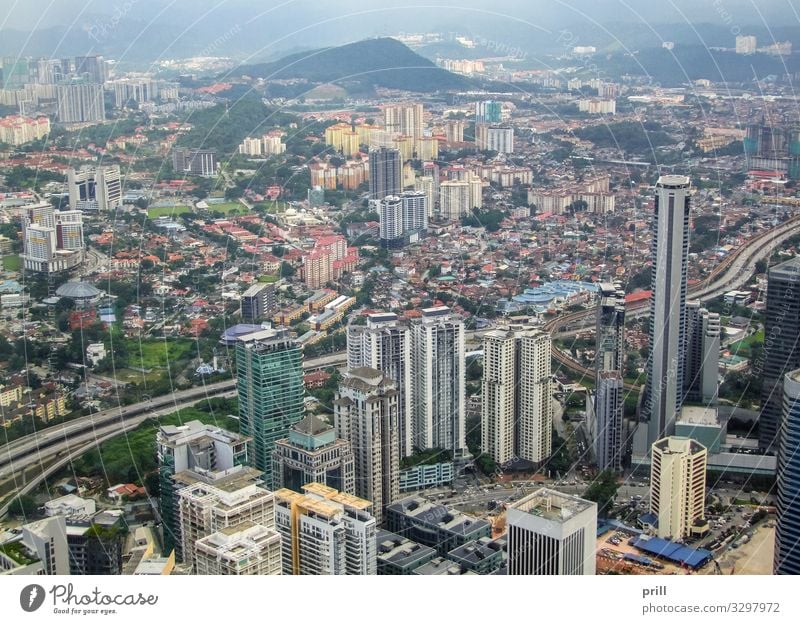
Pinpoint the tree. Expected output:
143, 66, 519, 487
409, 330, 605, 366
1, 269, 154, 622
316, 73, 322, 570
8, 494, 38, 518
582, 470, 619, 516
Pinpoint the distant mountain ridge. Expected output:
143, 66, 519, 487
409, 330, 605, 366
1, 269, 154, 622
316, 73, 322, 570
230, 38, 471, 93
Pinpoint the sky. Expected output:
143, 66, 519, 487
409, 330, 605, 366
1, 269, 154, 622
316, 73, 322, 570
0, 0, 797, 62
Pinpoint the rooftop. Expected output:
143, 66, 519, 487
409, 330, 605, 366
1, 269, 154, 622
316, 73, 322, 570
509, 488, 595, 523
678, 406, 720, 427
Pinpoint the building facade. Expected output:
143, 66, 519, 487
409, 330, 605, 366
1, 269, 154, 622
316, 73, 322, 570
649, 436, 707, 540
236, 328, 305, 488
507, 489, 597, 575
774, 369, 800, 574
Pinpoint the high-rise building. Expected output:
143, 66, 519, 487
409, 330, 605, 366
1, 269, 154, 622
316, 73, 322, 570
445, 119, 466, 144
507, 489, 597, 575
649, 436, 707, 540
439, 179, 470, 221
368, 147, 402, 199
56, 81, 105, 124
592, 283, 626, 472
240, 282, 276, 323
593, 371, 625, 472
484, 126, 515, 153
735, 35, 757, 54
236, 328, 305, 488
172, 147, 218, 176
759, 257, 800, 451
468, 175, 483, 210
1, 56, 30, 88
65, 510, 126, 575
272, 414, 355, 494
156, 420, 251, 561
347, 312, 413, 457
775, 368, 800, 574
67, 165, 122, 212
21, 203, 84, 273
411, 307, 467, 457
683, 301, 720, 405
19, 516, 70, 575
333, 367, 400, 524
481, 328, 552, 466
414, 176, 436, 218
178, 475, 275, 569
641, 176, 691, 453
378, 195, 403, 247
400, 190, 427, 235
475, 100, 502, 123
74, 55, 106, 83
194, 521, 282, 575
384, 102, 424, 138
35, 58, 62, 84
274, 483, 377, 575
595, 283, 626, 374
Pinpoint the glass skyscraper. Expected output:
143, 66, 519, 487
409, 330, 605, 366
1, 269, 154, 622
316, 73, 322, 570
236, 328, 305, 489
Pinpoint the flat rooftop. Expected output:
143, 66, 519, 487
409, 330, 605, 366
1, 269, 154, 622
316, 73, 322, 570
678, 406, 720, 427
509, 488, 595, 523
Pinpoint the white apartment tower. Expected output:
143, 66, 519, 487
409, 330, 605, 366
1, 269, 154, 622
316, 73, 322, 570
482, 328, 554, 466
439, 179, 470, 221
333, 367, 400, 524
274, 483, 377, 575
642, 176, 691, 452
347, 313, 413, 458
507, 489, 597, 575
649, 436, 707, 539
411, 307, 467, 458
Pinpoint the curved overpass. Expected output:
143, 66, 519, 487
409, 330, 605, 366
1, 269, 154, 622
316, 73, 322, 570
547, 214, 800, 385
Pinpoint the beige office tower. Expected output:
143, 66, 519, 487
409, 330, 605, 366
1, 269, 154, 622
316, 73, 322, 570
649, 436, 707, 539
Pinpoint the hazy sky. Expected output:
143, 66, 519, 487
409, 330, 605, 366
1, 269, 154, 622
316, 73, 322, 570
0, 0, 797, 30
0, 0, 797, 64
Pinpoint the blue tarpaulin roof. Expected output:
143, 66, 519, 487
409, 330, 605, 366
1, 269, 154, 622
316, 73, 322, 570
631, 536, 712, 569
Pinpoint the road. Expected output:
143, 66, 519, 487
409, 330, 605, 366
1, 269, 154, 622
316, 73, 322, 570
2, 216, 797, 518
547, 214, 800, 385
0, 350, 348, 516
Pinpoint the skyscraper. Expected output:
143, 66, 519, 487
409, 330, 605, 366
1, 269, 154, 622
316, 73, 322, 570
74, 55, 106, 83
347, 312, 413, 457
378, 195, 403, 247
21, 203, 84, 273
274, 483, 377, 575
240, 282, 276, 323
683, 301, 720, 405
400, 190, 427, 234
649, 436, 707, 540
272, 414, 355, 495
368, 147, 402, 200
156, 420, 251, 561
383, 102, 424, 139
411, 307, 467, 458
56, 81, 105, 123
595, 283, 626, 374
475, 100, 502, 124
593, 371, 624, 472
642, 175, 691, 452
482, 328, 553, 467
759, 257, 800, 451
593, 283, 626, 472
68, 165, 122, 212
507, 489, 597, 575
172, 147, 218, 176
774, 368, 800, 574
439, 179, 470, 221
333, 367, 400, 524
236, 328, 305, 488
